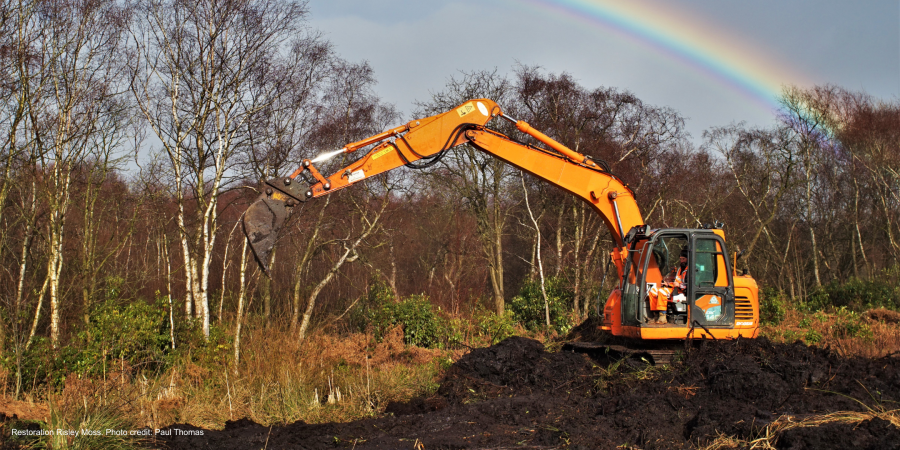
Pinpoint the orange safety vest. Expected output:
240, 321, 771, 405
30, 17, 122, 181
648, 265, 688, 311
672, 265, 687, 293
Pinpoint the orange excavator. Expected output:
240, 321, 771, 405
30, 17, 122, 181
242, 99, 760, 361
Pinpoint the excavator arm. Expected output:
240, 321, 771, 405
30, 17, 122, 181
242, 99, 644, 276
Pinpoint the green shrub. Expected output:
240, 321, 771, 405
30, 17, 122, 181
827, 278, 898, 311
351, 282, 526, 348
387, 294, 444, 348
473, 308, 517, 345
9, 295, 177, 390
781, 329, 801, 342
509, 276, 573, 333
802, 276, 900, 312
804, 329, 822, 344
442, 317, 469, 349
350, 281, 396, 334
803, 287, 830, 313
12, 338, 82, 389
78, 296, 172, 373
759, 287, 787, 325
353, 285, 447, 349
830, 307, 874, 340
177, 321, 233, 370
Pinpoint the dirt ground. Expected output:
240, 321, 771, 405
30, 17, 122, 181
147, 321, 900, 450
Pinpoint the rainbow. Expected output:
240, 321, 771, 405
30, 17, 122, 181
522, 0, 809, 111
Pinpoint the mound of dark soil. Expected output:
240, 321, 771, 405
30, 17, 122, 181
775, 418, 900, 450
866, 307, 900, 323
437, 336, 596, 401
151, 335, 900, 450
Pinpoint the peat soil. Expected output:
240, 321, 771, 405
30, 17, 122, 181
152, 327, 900, 449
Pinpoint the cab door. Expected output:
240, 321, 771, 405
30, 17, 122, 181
620, 240, 644, 327
688, 235, 735, 328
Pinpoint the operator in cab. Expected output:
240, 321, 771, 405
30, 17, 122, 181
666, 249, 689, 300
648, 249, 688, 324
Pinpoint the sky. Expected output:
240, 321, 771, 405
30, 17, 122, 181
307, 0, 900, 143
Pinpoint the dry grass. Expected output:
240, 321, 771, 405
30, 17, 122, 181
2, 316, 487, 439
761, 307, 900, 358
699, 408, 900, 450
0, 396, 49, 422
139, 324, 463, 430
667, 385, 699, 399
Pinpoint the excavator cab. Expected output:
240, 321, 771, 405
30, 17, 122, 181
621, 228, 737, 333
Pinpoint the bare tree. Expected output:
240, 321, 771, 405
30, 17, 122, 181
707, 124, 801, 291
0, 0, 43, 395
513, 66, 687, 318
76, 109, 139, 325
130, 0, 309, 338
0, 0, 40, 245
296, 189, 388, 341
520, 174, 550, 328
779, 85, 841, 287
238, 32, 335, 326
415, 69, 516, 315
232, 235, 252, 373
27, 0, 131, 347
833, 92, 900, 263
291, 60, 399, 335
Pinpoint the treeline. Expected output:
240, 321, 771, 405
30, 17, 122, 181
2, 0, 899, 391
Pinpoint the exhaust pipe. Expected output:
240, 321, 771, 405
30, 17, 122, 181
242, 177, 309, 275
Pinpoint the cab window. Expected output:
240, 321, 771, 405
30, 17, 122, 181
652, 235, 687, 275
694, 238, 727, 288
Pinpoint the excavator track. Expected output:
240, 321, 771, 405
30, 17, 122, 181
562, 339, 687, 365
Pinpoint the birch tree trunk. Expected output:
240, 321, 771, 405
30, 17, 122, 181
522, 176, 551, 329
297, 244, 359, 341
14, 181, 37, 342
219, 219, 245, 322
163, 237, 175, 349
809, 228, 821, 287
12, 180, 38, 398
47, 169, 72, 348
554, 203, 564, 277
853, 179, 870, 276
233, 238, 250, 374
26, 274, 50, 351
34, 0, 131, 348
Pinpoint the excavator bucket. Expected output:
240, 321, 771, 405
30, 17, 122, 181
242, 178, 307, 275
